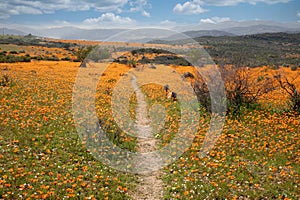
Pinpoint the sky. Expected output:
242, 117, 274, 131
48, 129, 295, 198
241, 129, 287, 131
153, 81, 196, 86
0, 0, 300, 29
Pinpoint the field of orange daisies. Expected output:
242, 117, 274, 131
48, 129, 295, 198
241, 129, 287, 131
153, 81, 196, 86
0, 56, 299, 199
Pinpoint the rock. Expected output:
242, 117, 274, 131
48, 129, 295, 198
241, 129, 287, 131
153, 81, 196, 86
183, 72, 194, 79
149, 65, 156, 69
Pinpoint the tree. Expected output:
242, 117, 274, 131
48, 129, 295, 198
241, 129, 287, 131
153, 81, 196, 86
73, 46, 95, 67
127, 58, 137, 68
88, 47, 111, 62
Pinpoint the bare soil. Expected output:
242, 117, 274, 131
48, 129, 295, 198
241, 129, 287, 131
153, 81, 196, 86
130, 72, 164, 200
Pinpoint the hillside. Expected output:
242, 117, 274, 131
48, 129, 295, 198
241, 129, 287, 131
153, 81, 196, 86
150, 32, 300, 67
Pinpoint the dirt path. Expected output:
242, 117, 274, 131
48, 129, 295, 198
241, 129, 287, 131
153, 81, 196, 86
130, 73, 164, 200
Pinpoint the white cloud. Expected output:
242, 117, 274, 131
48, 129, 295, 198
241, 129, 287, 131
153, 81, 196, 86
84, 13, 135, 25
53, 20, 72, 26
197, 0, 291, 6
173, 0, 291, 14
14, 6, 43, 15
129, 0, 151, 17
141, 10, 151, 17
200, 18, 215, 24
159, 20, 177, 27
0, 0, 129, 19
297, 11, 300, 17
0, 0, 152, 20
200, 16, 231, 24
173, 1, 208, 14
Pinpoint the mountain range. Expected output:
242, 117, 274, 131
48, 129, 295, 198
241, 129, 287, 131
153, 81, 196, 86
2, 20, 300, 42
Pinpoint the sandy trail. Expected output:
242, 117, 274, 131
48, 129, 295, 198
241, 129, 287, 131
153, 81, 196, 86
130, 73, 164, 200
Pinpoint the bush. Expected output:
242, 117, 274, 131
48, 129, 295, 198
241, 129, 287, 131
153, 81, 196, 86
183, 72, 194, 79
127, 59, 137, 68
221, 66, 275, 114
73, 45, 96, 67
46, 56, 59, 61
0, 54, 31, 63
275, 74, 300, 112
0, 74, 11, 87
191, 75, 211, 112
61, 56, 71, 61
88, 47, 111, 62
9, 50, 18, 54
21, 55, 31, 62
73, 46, 95, 63
283, 63, 290, 68
192, 65, 275, 114
291, 65, 298, 71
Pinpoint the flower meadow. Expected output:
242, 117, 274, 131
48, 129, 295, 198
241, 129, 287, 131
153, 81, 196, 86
0, 61, 135, 199
0, 58, 299, 199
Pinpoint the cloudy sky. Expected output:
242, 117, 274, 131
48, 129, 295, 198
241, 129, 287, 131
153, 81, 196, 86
0, 0, 299, 28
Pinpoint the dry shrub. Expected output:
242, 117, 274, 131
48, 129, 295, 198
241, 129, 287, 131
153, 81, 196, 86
192, 65, 275, 114
275, 72, 300, 112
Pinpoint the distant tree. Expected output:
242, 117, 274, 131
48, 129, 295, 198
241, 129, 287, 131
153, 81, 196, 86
73, 46, 95, 67
291, 65, 298, 71
127, 58, 137, 68
88, 47, 111, 62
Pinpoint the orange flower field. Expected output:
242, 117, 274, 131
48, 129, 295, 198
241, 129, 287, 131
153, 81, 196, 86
0, 57, 299, 199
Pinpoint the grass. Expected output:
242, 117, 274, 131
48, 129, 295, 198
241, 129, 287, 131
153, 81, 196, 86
140, 83, 181, 146
0, 58, 299, 199
0, 44, 27, 52
162, 109, 299, 199
0, 61, 135, 199
0, 43, 75, 63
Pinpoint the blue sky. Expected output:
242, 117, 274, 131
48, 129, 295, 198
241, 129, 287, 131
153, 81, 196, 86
1, 0, 299, 28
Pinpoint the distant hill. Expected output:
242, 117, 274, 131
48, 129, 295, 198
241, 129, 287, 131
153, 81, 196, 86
149, 32, 300, 68
30, 27, 127, 41
1, 32, 299, 68
145, 30, 235, 43
223, 25, 300, 35
173, 20, 300, 33
2, 20, 300, 42
199, 32, 300, 67
184, 30, 235, 38
1, 28, 27, 36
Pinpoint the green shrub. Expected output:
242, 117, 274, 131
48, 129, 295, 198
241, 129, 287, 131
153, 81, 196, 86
9, 50, 18, 54
61, 56, 71, 61
291, 65, 298, 71
0, 54, 31, 63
